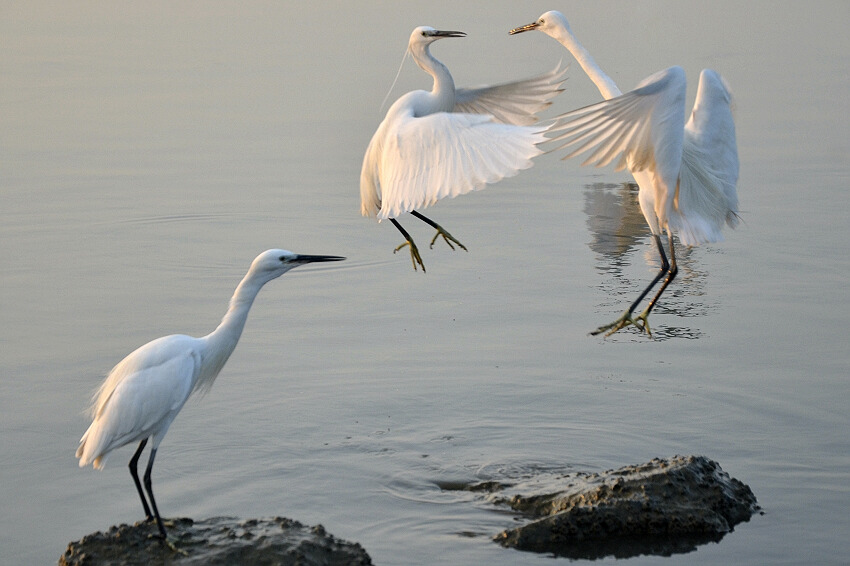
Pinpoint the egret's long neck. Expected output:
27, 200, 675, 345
197, 271, 266, 388
410, 43, 456, 112
553, 27, 621, 100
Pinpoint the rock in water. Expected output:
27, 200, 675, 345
59, 516, 372, 566
489, 455, 759, 559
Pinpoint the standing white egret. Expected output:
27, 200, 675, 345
361, 26, 566, 272
76, 249, 344, 540
511, 11, 739, 336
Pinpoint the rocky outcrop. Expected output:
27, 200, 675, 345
480, 455, 758, 559
59, 516, 371, 566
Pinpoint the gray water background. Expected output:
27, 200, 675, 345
1, 2, 848, 564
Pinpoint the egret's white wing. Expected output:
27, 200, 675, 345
376, 111, 546, 220
546, 66, 686, 231
454, 63, 566, 126
360, 123, 386, 218
674, 69, 740, 244
547, 66, 686, 175
86, 335, 196, 419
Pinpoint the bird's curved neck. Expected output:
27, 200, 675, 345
410, 43, 455, 112
200, 271, 266, 383
553, 27, 621, 99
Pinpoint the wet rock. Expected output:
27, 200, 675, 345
486, 455, 759, 559
59, 516, 372, 566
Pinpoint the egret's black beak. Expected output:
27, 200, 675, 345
509, 22, 539, 35
294, 255, 346, 264
430, 30, 466, 39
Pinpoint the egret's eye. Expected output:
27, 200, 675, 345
421, 31, 427, 36
279, 256, 287, 262
539, 19, 545, 25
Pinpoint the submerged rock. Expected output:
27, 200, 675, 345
59, 516, 372, 566
483, 455, 758, 559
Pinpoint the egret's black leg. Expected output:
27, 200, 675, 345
142, 447, 168, 539
410, 210, 467, 251
591, 234, 671, 336
390, 218, 425, 272
628, 234, 670, 315
635, 234, 678, 334
129, 439, 152, 520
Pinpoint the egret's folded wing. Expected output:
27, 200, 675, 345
547, 66, 687, 175
104, 354, 196, 437
454, 63, 566, 126
377, 112, 546, 220
676, 68, 740, 240
78, 347, 198, 469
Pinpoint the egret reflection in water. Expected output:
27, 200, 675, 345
583, 182, 647, 261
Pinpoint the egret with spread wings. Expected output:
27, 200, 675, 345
511, 12, 739, 336
361, 26, 565, 272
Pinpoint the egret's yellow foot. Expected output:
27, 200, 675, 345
429, 227, 467, 252
590, 310, 649, 337
394, 240, 426, 272
633, 309, 653, 337
147, 532, 180, 553
149, 520, 187, 555
164, 538, 186, 554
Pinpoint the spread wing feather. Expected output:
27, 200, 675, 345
546, 65, 739, 245
547, 66, 686, 178
374, 110, 547, 220
454, 63, 567, 125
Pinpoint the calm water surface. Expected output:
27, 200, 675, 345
1, 2, 848, 564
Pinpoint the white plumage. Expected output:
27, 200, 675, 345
361, 26, 565, 271
511, 11, 739, 336
453, 64, 567, 126
368, 111, 549, 220
76, 249, 344, 539
548, 66, 739, 246
77, 335, 199, 471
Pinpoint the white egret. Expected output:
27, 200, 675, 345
76, 249, 344, 539
361, 26, 566, 272
511, 11, 739, 336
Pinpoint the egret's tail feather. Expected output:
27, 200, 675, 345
671, 139, 738, 245
76, 424, 109, 469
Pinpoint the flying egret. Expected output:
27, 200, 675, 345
76, 249, 344, 540
361, 26, 566, 272
510, 11, 739, 336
